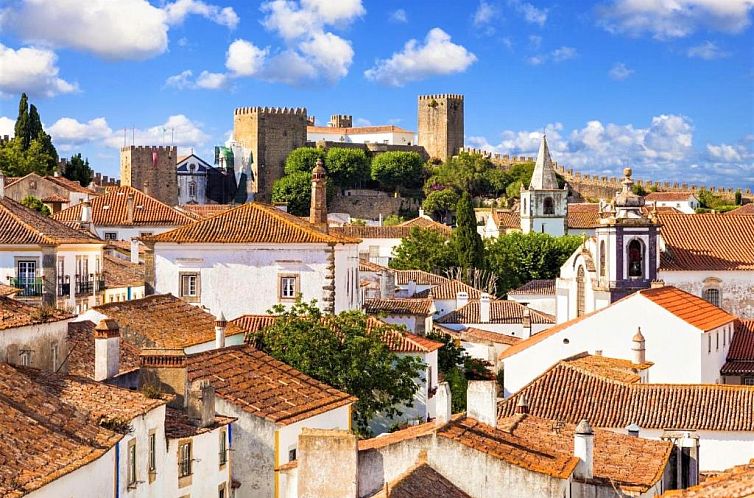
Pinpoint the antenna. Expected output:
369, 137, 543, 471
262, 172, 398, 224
123, 128, 126, 147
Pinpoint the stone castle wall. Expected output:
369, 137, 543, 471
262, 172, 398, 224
329, 191, 420, 220
418, 94, 464, 162
120, 146, 178, 205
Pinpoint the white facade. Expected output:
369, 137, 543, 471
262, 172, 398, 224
177, 154, 212, 205
508, 293, 557, 316
95, 225, 177, 241
645, 194, 700, 214
24, 445, 117, 498
307, 127, 416, 145
359, 236, 402, 266
661, 270, 754, 320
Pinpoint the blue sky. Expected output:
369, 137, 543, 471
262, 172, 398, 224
0, 0, 752, 188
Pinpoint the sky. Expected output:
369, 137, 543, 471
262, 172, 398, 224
0, 0, 752, 188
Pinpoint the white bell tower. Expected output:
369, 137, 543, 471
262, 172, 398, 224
520, 135, 568, 236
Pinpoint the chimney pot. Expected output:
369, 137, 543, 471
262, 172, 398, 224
0, 171, 4, 199
479, 293, 491, 323
522, 307, 532, 338
126, 192, 135, 224
632, 327, 646, 365
130, 238, 140, 264
574, 419, 594, 480
456, 291, 469, 311
94, 319, 120, 381
626, 423, 640, 437
187, 379, 215, 428
215, 311, 227, 349
515, 394, 529, 414
80, 200, 92, 224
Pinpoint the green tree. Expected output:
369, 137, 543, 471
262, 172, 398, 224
632, 183, 647, 196
0, 137, 55, 177
271, 171, 312, 216
325, 147, 370, 189
371, 151, 423, 191
451, 192, 484, 269
426, 330, 466, 373
251, 301, 425, 436
63, 153, 93, 187
422, 189, 459, 222
28, 104, 43, 138
485, 232, 581, 295
735, 190, 743, 206
382, 214, 404, 226
20, 195, 50, 216
425, 153, 510, 198
14, 93, 31, 149
389, 227, 456, 273
284, 147, 326, 175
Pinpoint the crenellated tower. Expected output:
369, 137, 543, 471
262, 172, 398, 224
120, 146, 178, 205
417, 94, 464, 162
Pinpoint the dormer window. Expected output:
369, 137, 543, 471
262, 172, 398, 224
627, 239, 644, 278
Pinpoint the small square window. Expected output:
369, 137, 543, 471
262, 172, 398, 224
104, 232, 118, 240
288, 448, 297, 462
279, 275, 299, 301
180, 273, 200, 302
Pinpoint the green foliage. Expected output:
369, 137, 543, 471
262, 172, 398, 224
424, 153, 509, 198
382, 214, 404, 226
422, 189, 459, 222
253, 301, 425, 436
735, 190, 743, 206
444, 366, 468, 412
325, 147, 370, 189
696, 189, 738, 213
271, 171, 312, 216
63, 153, 93, 187
632, 183, 647, 196
505, 180, 523, 199
20, 195, 50, 216
371, 151, 424, 191
451, 193, 485, 269
15, 93, 31, 149
426, 330, 466, 373
284, 147, 325, 175
1, 94, 58, 176
486, 232, 582, 295
389, 227, 456, 273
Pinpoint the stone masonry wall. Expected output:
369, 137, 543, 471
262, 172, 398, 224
120, 146, 178, 205
418, 94, 464, 162
329, 191, 420, 220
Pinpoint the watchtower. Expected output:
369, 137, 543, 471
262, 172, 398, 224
120, 146, 178, 205
328, 114, 352, 128
232, 106, 308, 203
417, 94, 464, 162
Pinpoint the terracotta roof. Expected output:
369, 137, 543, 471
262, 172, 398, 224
661, 459, 754, 497
186, 345, 355, 425
332, 223, 450, 239
102, 254, 144, 288
230, 314, 279, 334
437, 325, 522, 346
53, 186, 192, 227
0, 196, 101, 245
490, 209, 519, 229
149, 202, 357, 244
41, 193, 69, 203
508, 279, 556, 296
0, 284, 18, 297
0, 296, 72, 331
164, 407, 235, 439
94, 294, 244, 349
562, 352, 653, 383
566, 203, 600, 229
45, 175, 95, 194
106, 239, 145, 256
365, 298, 434, 316
177, 203, 234, 220
414, 280, 482, 300
0, 364, 123, 498
358, 421, 437, 451
394, 270, 449, 286
376, 462, 471, 498
399, 217, 452, 235
307, 124, 414, 135
721, 320, 754, 375
499, 356, 754, 431
359, 259, 389, 272
644, 191, 696, 202
638, 286, 735, 332
65, 321, 141, 378
658, 213, 754, 270
726, 204, 754, 216
437, 300, 555, 325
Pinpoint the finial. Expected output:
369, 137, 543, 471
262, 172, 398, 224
623, 167, 632, 179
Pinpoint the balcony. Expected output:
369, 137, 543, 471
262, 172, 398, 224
74, 274, 106, 295
8, 277, 43, 297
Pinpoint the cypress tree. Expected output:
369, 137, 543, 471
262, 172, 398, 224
15, 93, 30, 149
28, 104, 43, 138
451, 192, 485, 269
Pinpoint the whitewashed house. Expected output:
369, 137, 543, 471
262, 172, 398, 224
436, 294, 555, 338
363, 297, 435, 334
414, 279, 483, 318
394, 269, 449, 297
644, 191, 700, 214
507, 279, 557, 315
307, 120, 416, 145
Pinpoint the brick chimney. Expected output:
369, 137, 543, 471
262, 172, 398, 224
574, 419, 594, 480
94, 319, 120, 381
297, 429, 358, 498
479, 293, 491, 323
309, 158, 328, 231
187, 379, 215, 428
215, 311, 227, 349
467, 380, 497, 428
139, 348, 187, 408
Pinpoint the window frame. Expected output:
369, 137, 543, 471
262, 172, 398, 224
127, 439, 137, 488
703, 288, 721, 308
148, 430, 157, 474
104, 232, 118, 241
278, 274, 300, 302
626, 239, 645, 279
179, 272, 201, 303
178, 441, 192, 478
543, 196, 555, 215
219, 429, 228, 467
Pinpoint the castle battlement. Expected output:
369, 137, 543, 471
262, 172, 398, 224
234, 106, 308, 116
418, 94, 464, 101
120, 145, 177, 153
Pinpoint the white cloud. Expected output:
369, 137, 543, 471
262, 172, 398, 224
0, 117, 15, 137
473, 1, 498, 27
0, 43, 77, 97
163, 0, 239, 28
365, 28, 477, 86
508, 0, 548, 26
261, 0, 364, 40
298, 32, 354, 80
48, 117, 112, 145
390, 9, 408, 23
259, 51, 319, 85
195, 71, 227, 89
526, 46, 578, 65
598, 0, 754, 40
707, 143, 743, 162
526, 55, 545, 65
687, 41, 731, 60
225, 39, 268, 76
165, 70, 195, 90
354, 118, 372, 126
608, 62, 634, 80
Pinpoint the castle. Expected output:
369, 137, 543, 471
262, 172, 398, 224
120, 145, 178, 205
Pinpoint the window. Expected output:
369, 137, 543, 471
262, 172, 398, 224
219, 430, 227, 467
51, 342, 58, 371
57, 257, 64, 278
180, 273, 200, 302
104, 232, 118, 240
178, 442, 192, 477
703, 288, 721, 307
627, 239, 644, 278
17, 260, 36, 288
218, 484, 227, 498
76, 255, 89, 279
279, 274, 299, 301
188, 181, 197, 198
368, 245, 379, 260
708, 335, 711, 354
19, 350, 31, 367
599, 240, 606, 278
128, 440, 137, 488
288, 448, 297, 462
576, 266, 586, 317
140, 232, 153, 238
744, 377, 754, 386
543, 196, 555, 215
148, 432, 157, 473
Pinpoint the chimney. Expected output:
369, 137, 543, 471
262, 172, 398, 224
650, 279, 665, 289
456, 291, 469, 311
418, 207, 425, 218
139, 348, 188, 407
381, 269, 396, 299
479, 293, 491, 323
466, 380, 497, 428
407, 279, 417, 297
130, 238, 140, 264
80, 200, 92, 224
187, 379, 216, 428
515, 394, 529, 414
126, 192, 135, 224
297, 429, 358, 498
94, 319, 120, 381
0, 171, 5, 199
522, 308, 532, 339
632, 327, 646, 365
309, 158, 328, 231
626, 423, 640, 437
215, 312, 227, 349
435, 382, 451, 426
573, 419, 594, 480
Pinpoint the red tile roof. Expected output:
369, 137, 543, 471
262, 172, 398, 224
726, 204, 754, 216
376, 462, 471, 498
414, 280, 482, 300
53, 186, 193, 227
644, 191, 696, 202
45, 175, 95, 194
437, 300, 555, 325
721, 320, 754, 375
0, 284, 18, 297
394, 270, 449, 286
332, 223, 450, 239
399, 217, 452, 235
639, 286, 735, 332
436, 325, 522, 346
490, 209, 520, 229
186, 345, 355, 425
364, 298, 434, 316
0, 196, 101, 245
41, 193, 69, 203
164, 407, 235, 439
102, 254, 144, 288
661, 459, 754, 497
658, 213, 754, 270
0, 296, 72, 331
508, 279, 556, 296
567, 203, 600, 229
149, 202, 358, 244
358, 421, 437, 451
65, 321, 141, 379
359, 259, 389, 272
176, 203, 234, 220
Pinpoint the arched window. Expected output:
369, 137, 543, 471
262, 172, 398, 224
627, 239, 644, 278
576, 266, 586, 317
599, 240, 606, 278
188, 181, 197, 198
703, 288, 721, 307
543, 196, 555, 215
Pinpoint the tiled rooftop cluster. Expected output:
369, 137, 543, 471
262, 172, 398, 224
0, 196, 99, 245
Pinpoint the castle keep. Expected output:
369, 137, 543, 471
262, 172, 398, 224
120, 146, 178, 206
417, 94, 464, 162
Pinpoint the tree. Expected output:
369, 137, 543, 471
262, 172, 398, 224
632, 183, 647, 196
0, 137, 55, 177
284, 147, 325, 175
735, 190, 743, 206
422, 189, 459, 222
271, 171, 312, 216
424, 153, 510, 198
63, 153, 93, 187
371, 151, 423, 191
20, 195, 50, 216
15, 93, 30, 149
251, 301, 425, 436
325, 147, 370, 189
382, 214, 404, 226
451, 193, 484, 269
389, 227, 456, 273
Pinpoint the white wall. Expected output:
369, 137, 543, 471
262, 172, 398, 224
277, 405, 352, 466
95, 225, 178, 241
117, 405, 167, 498
164, 421, 231, 498
307, 130, 415, 145
359, 237, 402, 267
652, 199, 698, 214
661, 270, 754, 319
25, 445, 117, 498
509, 294, 557, 316
0, 319, 71, 371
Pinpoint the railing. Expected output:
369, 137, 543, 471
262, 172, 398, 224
58, 276, 70, 297
8, 277, 43, 297
74, 274, 106, 295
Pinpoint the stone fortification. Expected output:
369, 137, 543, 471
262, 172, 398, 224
120, 146, 178, 205
418, 94, 464, 162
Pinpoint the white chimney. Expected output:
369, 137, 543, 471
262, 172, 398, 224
479, 293, 491, 323
515, 394, 529, 414
574, 419, 594, 480
0, 171, 4, 199
215, 311, 227, 349
94, 319, 120, 381
407, 280, 417, 297
130, 238, 140, 264
80, 200, 92, 224
522, 308, 532, 339
435, 382, 451, 426
456, 291, 469, 311
418, 208, 425, 218
187, 379, 216, 428
632, 328, 646, 365
466, 380, 497, 428
626, 423, 640, 437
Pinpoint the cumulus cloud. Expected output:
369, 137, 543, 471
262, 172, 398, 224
0, 44, 77, 97
163, 0, 239, 28
225, 39, 269, 76
508, 0, 548, 26
687, 41, 731, 60
195, 71, 227, 89
48, 117, 112, 145
526, 46, 578, 65
608, 62, 634, 80
0, 117, 15, 137
390, 9, 408, 23
298, 31, 354, 80
165, 70, 195, 90
473, 1, 498, 31
364, 28, 477, 86
597, 0, 754, 39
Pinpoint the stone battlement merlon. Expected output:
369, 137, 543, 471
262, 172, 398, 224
120, 145, 177, 152
418, 94, 464, 101
234, 106, 308, 116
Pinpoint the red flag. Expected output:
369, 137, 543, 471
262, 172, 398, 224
152, 151, 158, 167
